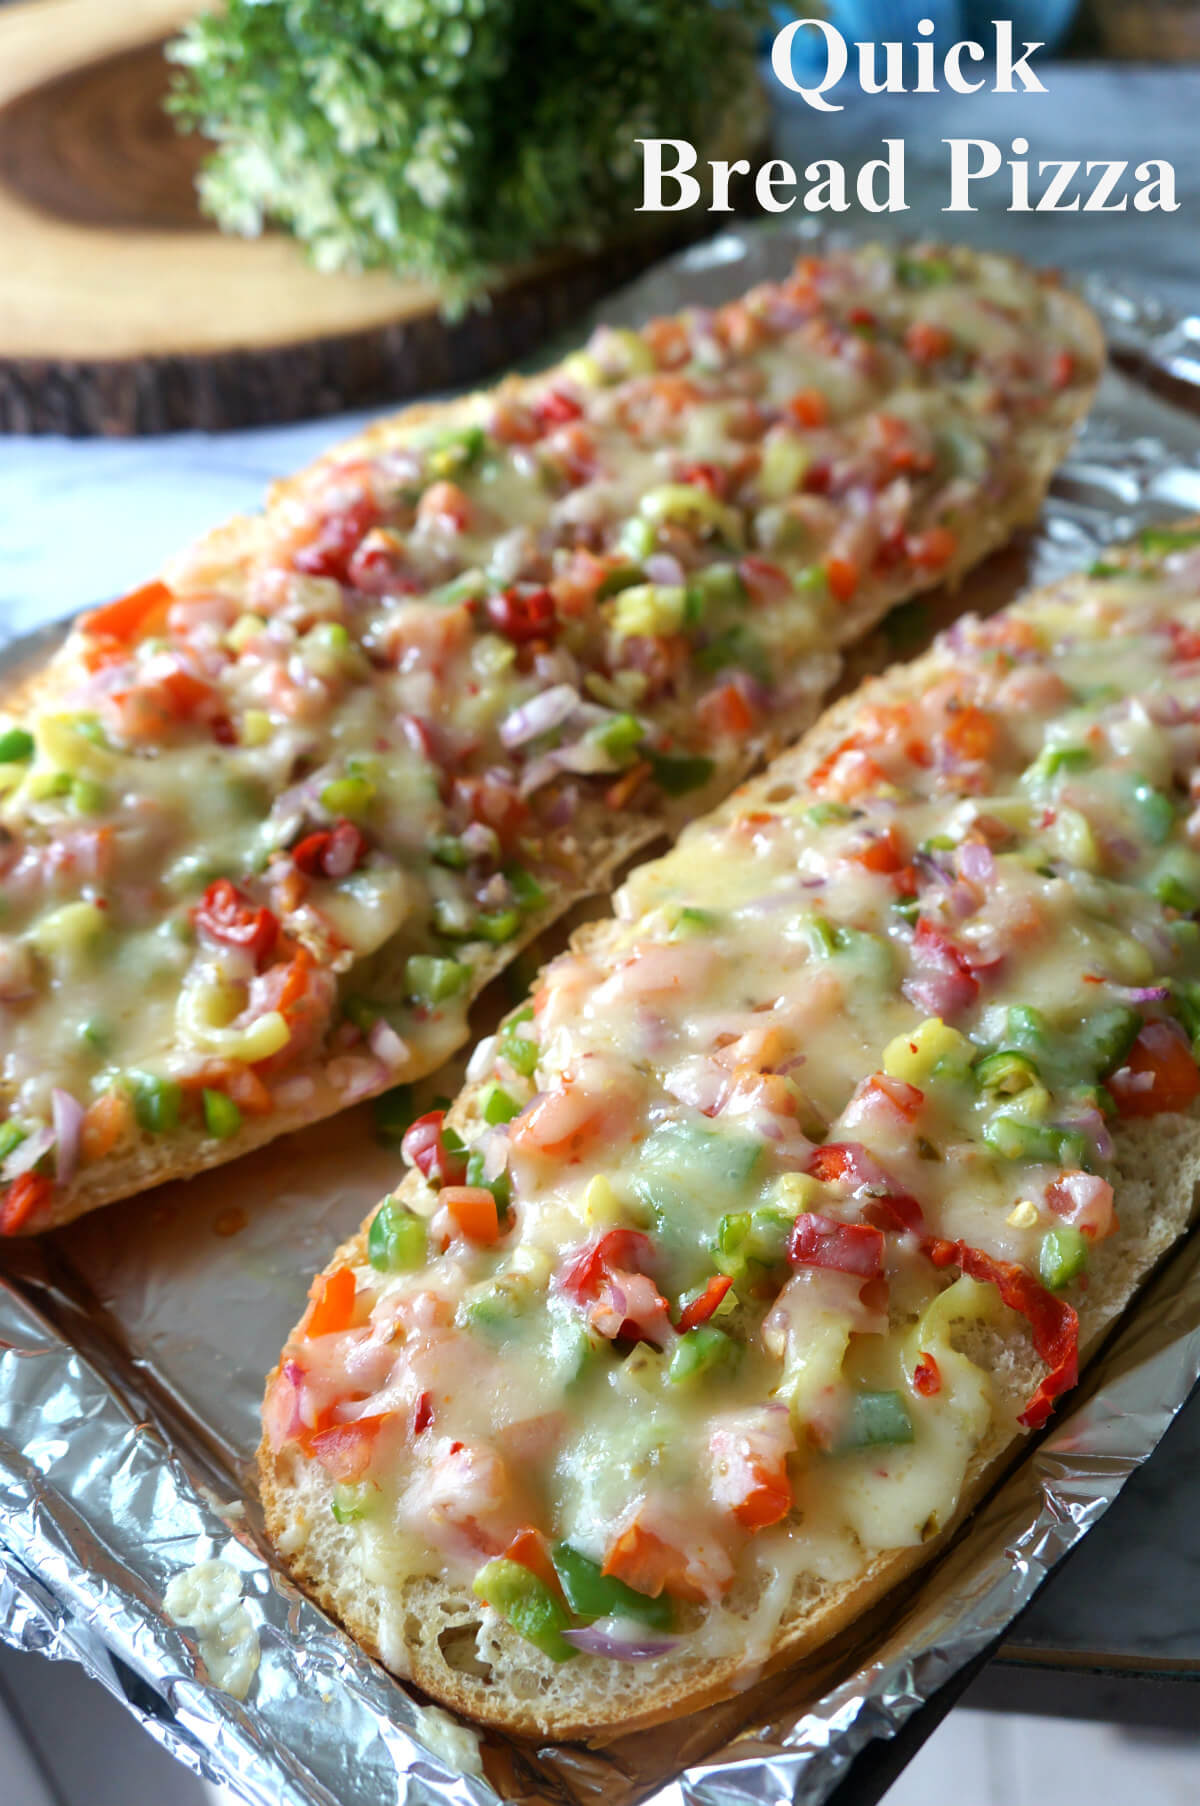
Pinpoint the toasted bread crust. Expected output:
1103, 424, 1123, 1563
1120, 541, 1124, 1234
258, 532, 1200, 1746
2, 257, 1102, 1231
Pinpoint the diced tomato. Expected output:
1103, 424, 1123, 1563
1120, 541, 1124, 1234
413, 1391, 435, 1435
442, 1185, 502, 1244
416, 481, 472, 532
644, 315, 691, 369
602, 1521, 708, 1602
80, 1090, 133, 1162
503, 1525, 564, 1598
1050, 350, 1076, 390
849, 1072, 925, 1124
294, 495, 379, 581
905, 320, 954, 364
1109, 1022, 1200, 1118
159, 669, 221, 720
826, 557, 859, 604
904, 918, 980, 1019
1167, 621, 1200, 663
224, 1062, 275, 1116
304, 1266, 358, 1338
785, 387, 829, 428
738, 556, 790, 605
926, 1238, 1078, 1428
560, 1228, 655, 1304
0, 1171, 52, 1235
788, 1211, 885, 1278
913, 1353, 941, 1397
719, 1450, 793, 1531
292, 819, 369, 879
849, 825, 907, 874
848, 307, 877, 330
82, 580, 171, 645
906, 525, 959, 572
696, 680, 756, 740
310, 1413, 390, 1482
485, 586, 558, 644
534, 388, 584, 428
676, 1274, 733, 1332
942, 702, 997, 763
192, 879, 279, 966
401, 1111, 469, 1186
678, 460, 729, 499
452, 773, 529, 851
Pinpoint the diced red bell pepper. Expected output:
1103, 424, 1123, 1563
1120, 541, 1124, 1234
825, 557, 859, 604
485, 586, 558, 643
727, 1455, 793, 1532
292, 819, 369, 880
676, 1274, 733, 1332
192, 879, 279, 965
601, 1520, 708, 1603
677, 460, 729, 498
0, 1170, 53, 1236
785, 387, 829, 428
738, 556, 790, 605
788, 1211, 885, 1278
560, 1228, 655, 1304
925, 1238, 1078, 1428
805, 1143, 927, 1235
696, 680, 756, 740
503, 1525, 565, 1599
1108, 1021, 1200, 1119
310, 1412, 390, 1482
304, 1265, 358, 1338
534, 388, 584, 429
400, 1110, 468, 1186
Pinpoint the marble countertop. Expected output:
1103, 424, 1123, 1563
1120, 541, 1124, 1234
0, 61, 1198, 1678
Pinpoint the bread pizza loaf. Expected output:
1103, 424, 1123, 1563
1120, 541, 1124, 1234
0, 245, 1100, 1232
261, 523, 1200, 1740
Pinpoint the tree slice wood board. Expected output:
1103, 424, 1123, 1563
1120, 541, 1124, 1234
0, 0, 743, 437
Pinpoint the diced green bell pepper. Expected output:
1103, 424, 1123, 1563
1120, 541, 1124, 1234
472, 1558, 578, 1662
430, 834, 469, 870
668, 1325, 739, 1385
130, 1073, 182, 1135
589, 713, 644, 767
331, 1482, 372, 1524
694, 626, 769, 684
1139, 525, 1200, 553
481, 1083, 519, 1125
202, 1089, 242, 1140
466, 1148, 510, 1214
476, 908, 521, 943
838, 1389, 915, 1451
0, 727, 34, 763
499, 1007, 538, 1077
1076, 1006, 1142, 1077
505, 864, 547, 911
0, 1120, 27, 1161
1129, 780, 1175, 845
1039, 1224, 1089, 1291
405, 953, 469, 1004
805, 802, 855, 827
1027, 744, 1093, 782
367, 1198, 427, 1272
552, 1543, 675, 1630
974, 1049, 1040, 1095
669, 906, 718, 939
982, 1115, 1086, 1167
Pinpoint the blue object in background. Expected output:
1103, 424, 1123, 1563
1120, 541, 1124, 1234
768, 2, 1080, 63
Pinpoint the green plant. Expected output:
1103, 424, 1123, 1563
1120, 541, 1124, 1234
168, 0, 766, 306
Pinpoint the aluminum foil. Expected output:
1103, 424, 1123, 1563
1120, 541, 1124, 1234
2, 223, 1200, 1806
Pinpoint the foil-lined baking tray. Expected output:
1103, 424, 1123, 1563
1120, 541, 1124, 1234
2, 224, 1200, 1806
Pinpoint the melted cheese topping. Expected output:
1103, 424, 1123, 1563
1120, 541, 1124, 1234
269, 531, 1200, 1684
0, 245, 1095, 1227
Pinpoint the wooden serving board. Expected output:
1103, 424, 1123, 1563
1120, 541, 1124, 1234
0, 0, 746, 436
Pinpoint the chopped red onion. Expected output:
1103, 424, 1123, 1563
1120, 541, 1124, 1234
561, 1621, 678, 1662
273, 1076, 317, 1109
1111, 984, 1170, 1004
644, 552, 685, 586
52, 1089, 84, 1186
368, 1019, 410, 1069
466, 1035, 498, 1083
957, 840, 995, 884
500, 684, 580, 749
326, 1055, 389, 1103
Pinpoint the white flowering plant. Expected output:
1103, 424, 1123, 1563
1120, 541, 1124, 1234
168, 0, 766, 305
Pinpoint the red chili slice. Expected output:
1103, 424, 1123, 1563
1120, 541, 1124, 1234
788, 1211, 885, 1278
676, 1274, 733, 1332
926, 1238, 1078, 1428
0, 1171, 53, 1235
913, 1353, 941, 1397
192, 879, 279, 965
292, 819, 369, 880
